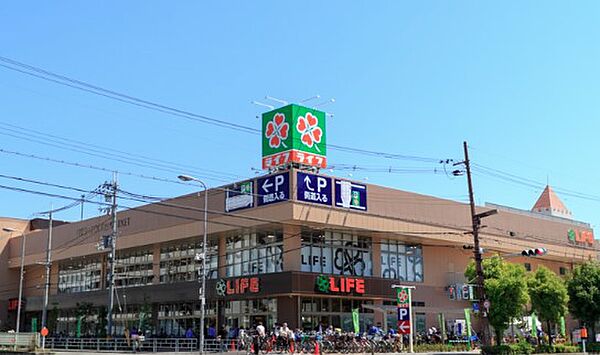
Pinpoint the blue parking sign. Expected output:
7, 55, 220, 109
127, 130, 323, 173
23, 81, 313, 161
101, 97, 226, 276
297, 172, 332, 206
257, 172, 289, 206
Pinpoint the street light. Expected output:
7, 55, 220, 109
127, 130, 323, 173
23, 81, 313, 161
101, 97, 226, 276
3, 227, 24, 334
178, 174, 208, 355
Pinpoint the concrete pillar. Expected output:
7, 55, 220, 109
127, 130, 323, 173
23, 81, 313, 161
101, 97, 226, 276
283, 224, 301, 272
371, 234, 382, 277
152, 244, 161, 285
218, 234, 227, 278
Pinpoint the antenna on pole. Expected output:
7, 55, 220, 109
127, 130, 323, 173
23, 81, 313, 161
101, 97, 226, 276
313, 98, 336, 108
265, 96, 289, 105
300, 95, 320, 103
251, 101, 274, 110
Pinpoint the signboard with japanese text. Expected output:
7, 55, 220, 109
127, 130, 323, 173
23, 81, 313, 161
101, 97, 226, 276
334, 179, 367, 211
297, 172, 332, 205
262, 104, 327, 169
225, 181, 254, 212
257, 172, 289, 206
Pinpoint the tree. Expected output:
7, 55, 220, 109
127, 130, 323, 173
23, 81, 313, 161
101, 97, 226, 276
527, 265, 569, 344
466, 255, 529, 345
566, 261, 600, 338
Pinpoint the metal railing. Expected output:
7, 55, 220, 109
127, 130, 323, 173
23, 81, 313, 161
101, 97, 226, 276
46, 337, 202, 352
0, 332, 40, 351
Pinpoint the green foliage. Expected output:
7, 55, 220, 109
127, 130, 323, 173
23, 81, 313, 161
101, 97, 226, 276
481, 344, 513, 355
528, 266, 569, 324
75, 302, 95, 336
413, 343, 468, 352
531, 343, 580, 353
466, 255, 529, 343
511, 340, 534, 354
584, 342, 600, 352
566, 261, 600, 326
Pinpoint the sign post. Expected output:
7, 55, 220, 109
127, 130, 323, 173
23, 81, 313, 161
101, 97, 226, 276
393, 284, 416, 353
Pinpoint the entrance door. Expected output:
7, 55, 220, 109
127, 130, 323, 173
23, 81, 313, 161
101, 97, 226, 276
251, 315, 267, 329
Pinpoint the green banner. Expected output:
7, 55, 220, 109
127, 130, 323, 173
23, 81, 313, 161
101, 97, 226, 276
464, 309, 472, 351
31, 317, 37, 332
531, 313, 537, 338
77, 316, 82, 338
352, 308, 360, 334
560, 316, 566, 337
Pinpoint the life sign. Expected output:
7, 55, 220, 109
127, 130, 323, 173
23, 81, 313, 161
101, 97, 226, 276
315, 275, 365, 294
297, 172, 332, 206
216, 277, 260, 296
257, 172, 289, 206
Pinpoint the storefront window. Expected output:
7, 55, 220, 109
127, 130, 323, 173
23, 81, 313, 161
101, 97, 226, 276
160, 238, 218, 283
226, 231, 283, 276
58, 257, 102, 293
301, 230, 372, 276
158, 301, 217, 337
380, 240, 423, 282
114, 249, 154, 288
224, 299, 277, 330
300, 297, 373, 332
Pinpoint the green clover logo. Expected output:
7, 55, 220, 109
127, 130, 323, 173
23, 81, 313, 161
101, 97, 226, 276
316, 275, 330, 293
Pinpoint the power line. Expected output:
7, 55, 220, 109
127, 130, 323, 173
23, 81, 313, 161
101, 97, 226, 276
0, 56, 444, 163
0, 121, 243, 182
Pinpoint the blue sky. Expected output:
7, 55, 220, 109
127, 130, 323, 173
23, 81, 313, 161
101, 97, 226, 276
1, 1, 599, 235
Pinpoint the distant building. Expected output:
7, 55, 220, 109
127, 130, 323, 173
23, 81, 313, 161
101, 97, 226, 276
531, 185, 572, 219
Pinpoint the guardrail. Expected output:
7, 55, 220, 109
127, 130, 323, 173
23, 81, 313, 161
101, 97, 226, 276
0, 332, 40, 351
45, 337, 244, 352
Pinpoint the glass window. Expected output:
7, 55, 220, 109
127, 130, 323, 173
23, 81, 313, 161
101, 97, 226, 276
380, 239, 423, 283
114, 249, 154, 288
225, 230, 283, 277
58, 257, 102, 294
159, 238, 218, 284
300, 229, 372, 276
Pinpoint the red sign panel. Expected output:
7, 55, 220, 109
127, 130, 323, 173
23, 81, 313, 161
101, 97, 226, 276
7, 298, 24, 311
397, 320, 411, 334
216, 277, 260, 296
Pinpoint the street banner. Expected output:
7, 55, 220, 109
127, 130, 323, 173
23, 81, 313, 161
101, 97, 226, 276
352, 308, 360, 334
464, 309, 472, 351
560, 316, 566, 337
531, 313, 537, 338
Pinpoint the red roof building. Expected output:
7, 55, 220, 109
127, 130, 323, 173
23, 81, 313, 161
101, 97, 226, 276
531, 185, 572, 219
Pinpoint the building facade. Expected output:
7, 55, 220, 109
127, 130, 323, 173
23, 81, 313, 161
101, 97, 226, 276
0, 169, 596, 338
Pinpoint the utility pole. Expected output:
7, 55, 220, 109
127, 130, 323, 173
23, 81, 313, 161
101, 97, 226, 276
80, 194, 85, 220
455, 141, 496, 347
41, 206, 53, 349
106, 173, 118, 337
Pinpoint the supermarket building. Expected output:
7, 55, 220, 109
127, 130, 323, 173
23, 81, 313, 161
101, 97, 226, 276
0, 169, 596, 337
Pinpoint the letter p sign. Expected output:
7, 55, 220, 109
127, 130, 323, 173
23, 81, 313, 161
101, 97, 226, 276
398, 307, 410, 321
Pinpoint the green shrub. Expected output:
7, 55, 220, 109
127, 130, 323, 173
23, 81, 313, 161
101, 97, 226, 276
585, 342, 600, 352
511, 340, 534, 354
535, 344, 554, 353
552, 344, 579, 353
481, 344, 513, 355
413, 343, 468, 352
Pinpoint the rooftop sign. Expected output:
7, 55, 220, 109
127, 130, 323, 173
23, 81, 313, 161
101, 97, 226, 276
262, 104, 327, 169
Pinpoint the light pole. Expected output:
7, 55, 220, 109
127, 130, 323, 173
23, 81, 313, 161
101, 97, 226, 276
178, 174, 208, 355
3, 227, 25, 334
